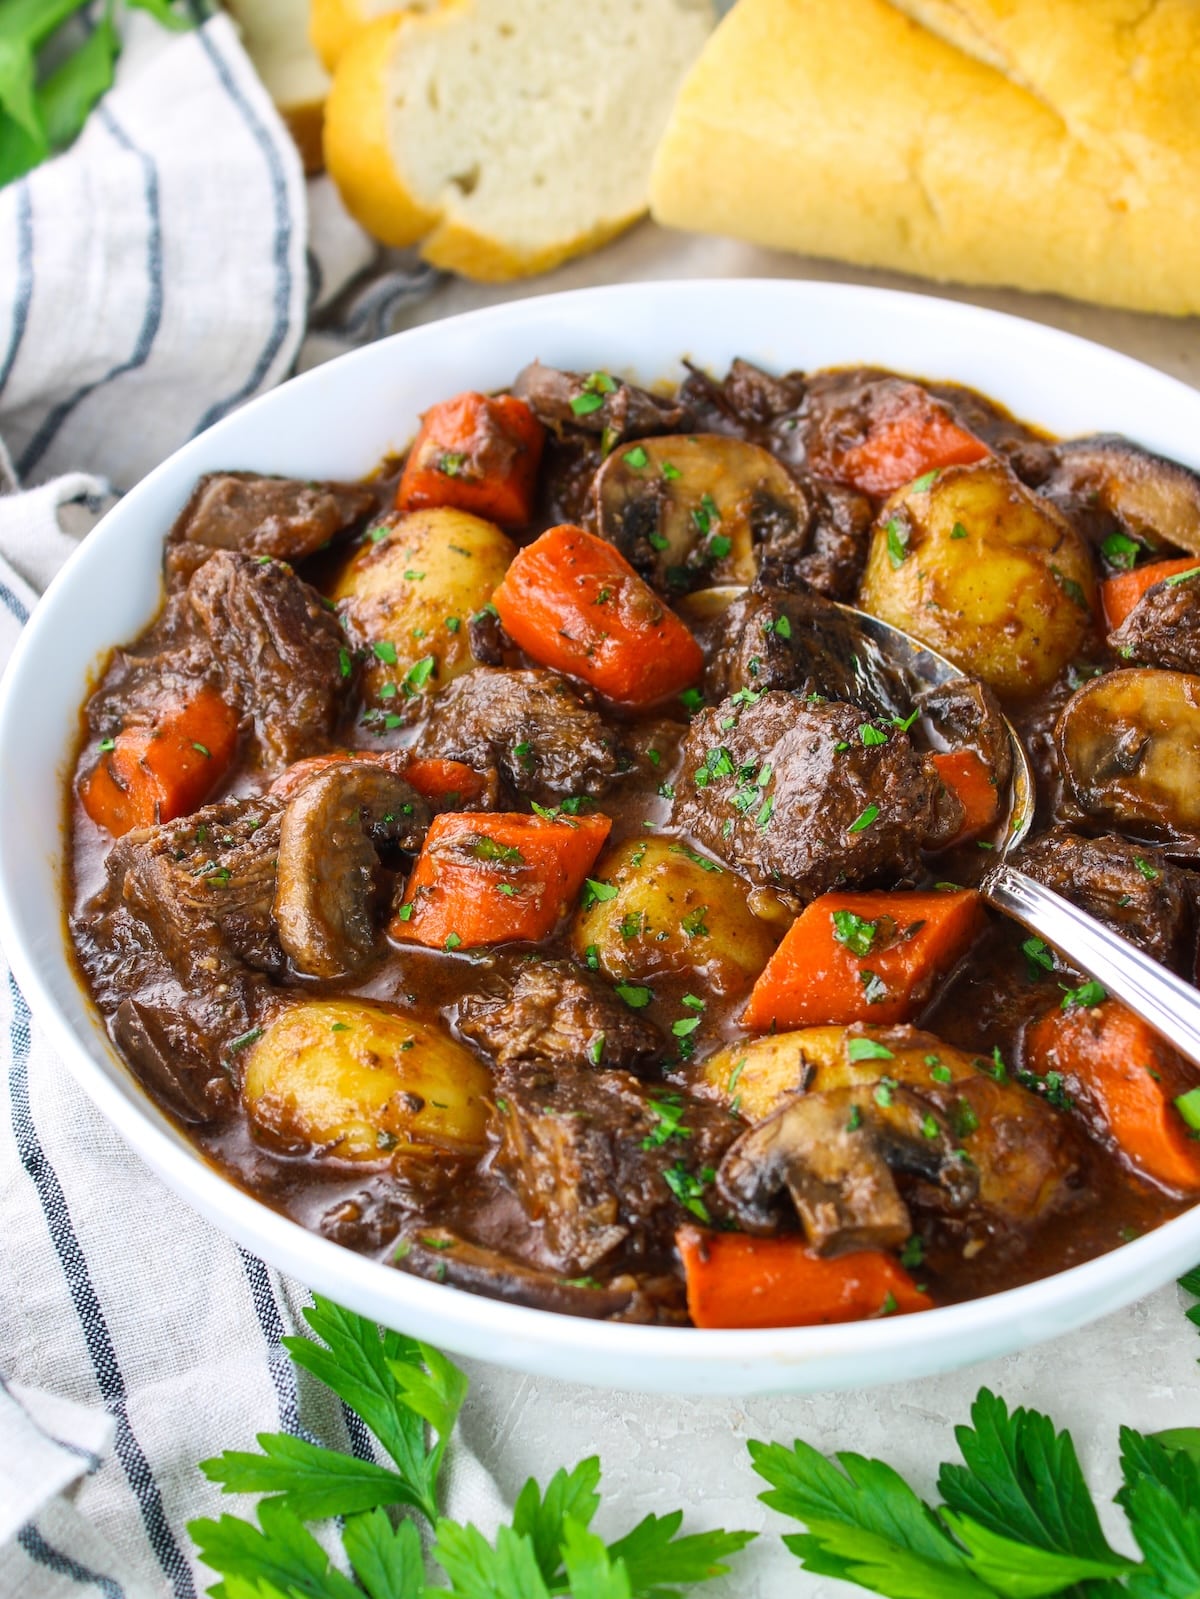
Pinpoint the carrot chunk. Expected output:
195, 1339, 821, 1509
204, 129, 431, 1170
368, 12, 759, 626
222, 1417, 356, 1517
391, 810, 611, 949
677, 1227, 933, 1329
270, 751, 491, 810
492, 523, 703, 706
932, 749, 1001, 843
742, 888, 985, 1031
811, 388, 988, 496
396, 391, 544, 528
1100, 558, 1200, 630
79, 688, 239, 838
1024, 999, 1200, 1195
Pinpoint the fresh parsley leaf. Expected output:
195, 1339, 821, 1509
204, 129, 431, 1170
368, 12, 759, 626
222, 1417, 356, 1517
434, 1518, 553, 1599
607, 1510, 756, 1595
511, 1458, 602, 1584
340, 1510, 425, 1599
189, 1500, 363, 1599
1117, 1427, 1200, 1598
198, 1433, 426, 1522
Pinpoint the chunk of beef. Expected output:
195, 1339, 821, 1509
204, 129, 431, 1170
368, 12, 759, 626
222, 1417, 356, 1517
678, 358, 807, 434
512, 362, 688, 442
455, 955, 663, 1074
110, 794, 288, 979
85, 631, 221, 743
492, 1067, 738, 1273
466, 605, 512, 667
170, 472, 376, 562
915, 677, 1013, 794
1016, 828, 1195, 973
413, 667, 621, 803
1108, 576, 1200, 673
756, 479, 875, 600
187, 551, 349, 769
704, 586, 903, 714
673, 693, 953, 901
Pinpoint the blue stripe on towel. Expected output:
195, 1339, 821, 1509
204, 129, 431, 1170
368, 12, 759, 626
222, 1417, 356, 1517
237, 1247, 304, 1436
7, 977, 196, 1599
18, 1524, 127, 1599
0, 181, 34, 402
190, 26, 293, 436
0, 579, 30, 625
16, 109, 164, 482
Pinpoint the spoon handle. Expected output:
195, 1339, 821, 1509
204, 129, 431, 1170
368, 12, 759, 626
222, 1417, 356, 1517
983, 862, 1200, 1069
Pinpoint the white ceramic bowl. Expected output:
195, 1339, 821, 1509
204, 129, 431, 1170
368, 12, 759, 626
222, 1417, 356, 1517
4, 280, 1200, 1396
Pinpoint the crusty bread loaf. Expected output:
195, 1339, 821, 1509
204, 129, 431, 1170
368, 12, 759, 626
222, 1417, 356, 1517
323, 0, 715, 281
226, 0, 331, 173
649, 0, 1200, 316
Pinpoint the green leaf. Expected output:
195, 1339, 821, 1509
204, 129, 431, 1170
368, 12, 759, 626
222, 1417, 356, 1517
940, 1511, 1135, 1597
749, 1437, 993, 1599
125, 0, 192, 32
341, 1509, 426, 1599
510, 1457, 602, 1585
434, 1520, 552, 1599
199, 1433, 430, 1520
606, 1511, 755, 1597
188, 1500, 362, 1599
0, 35, 42, 142
37, 13, 116, 151
1150, 1430, 1200, 1469
1178, 1266, 1200, 1299
1118, 1428, 1200, 1598
282, 1296, 440, 1520
937, 1389, 1127, 1571
0, 103, 46, 185
386, 1341, 468, 1511
561, 1519, 633, 1599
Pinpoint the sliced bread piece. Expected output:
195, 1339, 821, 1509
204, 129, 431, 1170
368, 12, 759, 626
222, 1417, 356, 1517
310, 0, 434, 75
227, 0, 331, 173
648, 0, 1200, 316
323, 0, 714, 280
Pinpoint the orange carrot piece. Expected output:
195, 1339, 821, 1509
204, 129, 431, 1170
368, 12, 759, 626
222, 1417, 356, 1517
1024, 1000, 1200, 1194
391, 810, 611, 949
270, 751, 490, 811
79, 688, 239, 838
492, 524, 704, 706
400, 757, 490, 807
1100, 558, 1200, 630
932, 749, 1001, 843
677, 1227, 933, 1329
812, 388, 988, 496
396, 391, 544, 528
742, 888, 985, 1031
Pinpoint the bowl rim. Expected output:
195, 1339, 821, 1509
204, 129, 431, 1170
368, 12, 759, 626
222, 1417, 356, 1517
4, 276, 1200, 1394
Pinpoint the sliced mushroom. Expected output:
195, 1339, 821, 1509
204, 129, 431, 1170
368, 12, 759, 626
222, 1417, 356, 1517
595, 435, 808, 596
1056, 667, 1200, 851
273, 760, 431, 979
511, 361, 686, 440
1043, 436, 1200, 555
716, 1085, 977, 1255
394, 1227, 637, 1318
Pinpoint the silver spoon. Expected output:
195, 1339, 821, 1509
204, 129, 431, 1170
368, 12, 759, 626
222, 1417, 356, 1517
683, 587, 1200, 1069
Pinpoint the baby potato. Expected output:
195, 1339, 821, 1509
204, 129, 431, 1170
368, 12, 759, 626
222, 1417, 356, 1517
241, 999, 491, 1162
700, 1025, 978, 1123
570, 836, 777, 996
857, 460, 1096, 698
332, 507, 515, 707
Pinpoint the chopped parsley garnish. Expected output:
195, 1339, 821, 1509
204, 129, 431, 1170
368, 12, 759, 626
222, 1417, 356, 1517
672, 1016, 702, 1038
873, 1076, 897, 1108
832, 909, 878, 957
663, 1162, 714, 1222
228, 1027, 263, 1052
471, 835, 525, 866
679, 687, 705, 713
615, 983, 653, 1009
1051, 565, 1090, 611
848, 803, 880, 833
860, 970, 889, 1005
1135, 855, 1160, 881
623, 445, 648, 469
403, 654, 436, 695
570, 371, 617, 415
443, 932, 462, 951
661, 460, 681, 481
338, 646, 353, 678
642, 1094, 690, 1149
847, 1037, 894, 1062
885, 516, 910, 568
1060, 978, 1107, 1010
1174, 1087, 1200, 1131
1022, 935, 1055, 975
437, 452, 466, 477
372, 639, 398, 664
587, 1033, 605, 1067
681, 905, 710, 938
670, 844, 723, 872
581, 878, 619, 910
950, 521, 969, 540
619, 910, 645, 940
1164, 565, 1200, 587
191, 742, 211, 757
99, 736, 116, 752
859, 723, 888, 747
1101, 531, 1140, 570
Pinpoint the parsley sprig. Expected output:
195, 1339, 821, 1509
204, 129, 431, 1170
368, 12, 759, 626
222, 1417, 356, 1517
191, 1294, 753, 1597
749, 1383, 1200, 1598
